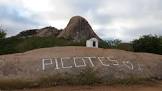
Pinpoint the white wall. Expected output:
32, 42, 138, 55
86, 38, 98, 48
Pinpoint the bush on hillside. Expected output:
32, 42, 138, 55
132, 35, 162, 55
0, 26, 6, 39
0, 36, 85, 55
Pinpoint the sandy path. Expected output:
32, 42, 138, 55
15, 84, 162, 91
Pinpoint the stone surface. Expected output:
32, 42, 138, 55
0, 47, 162, 81
58, 16, 101, 41
17, 26, 62, 37
16, 16, 101, 42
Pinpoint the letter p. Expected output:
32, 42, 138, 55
42, 58, 53, 70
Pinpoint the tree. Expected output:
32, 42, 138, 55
0, 26, 6, 39
106, 39, 122, 48
132, 35, 162, 54
99, 39, 122, 49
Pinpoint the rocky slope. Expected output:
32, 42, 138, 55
58, 16, 100, 41
17, 26, 62, 37
16, 16, 101, 41
0, 46, 162, 81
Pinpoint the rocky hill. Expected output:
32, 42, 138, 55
16, 16, 101, 41
58, 16, 100, 41
17, 26, 62, 37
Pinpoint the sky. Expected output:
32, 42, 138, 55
0, 0, 162, 42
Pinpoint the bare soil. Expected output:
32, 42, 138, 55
15, 84, 162, 91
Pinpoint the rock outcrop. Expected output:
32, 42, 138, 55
36, 26, 61, 37
58, 16, 100, 41
0, 46, 162, 81
16, 16, 101, 41
17, 26, 62, 37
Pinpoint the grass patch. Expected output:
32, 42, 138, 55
37, 67, 100, 86
104, 76, 161, 86
0, 79, 37, 90
75, 67, 101, 85
0, 36, 85, 55
0, 68, 161, 90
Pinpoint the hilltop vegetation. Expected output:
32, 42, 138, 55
132, 35, 162, 55
0, 35, 118, 55
0, 36, 85, 55
0, 26, 6, 39
1, 34, 162, 55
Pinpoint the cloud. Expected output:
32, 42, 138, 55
0, 0, 162, 42
0, 4, 44, 36
94, 0, 162, 41
0, 5, 38, 25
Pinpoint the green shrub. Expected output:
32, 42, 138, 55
132, 35, 162, 55
99, 40, 110, 48
0, 27, 6, 39
0, 36, 85, 55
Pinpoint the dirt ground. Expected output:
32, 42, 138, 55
15, 84, 162, 91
